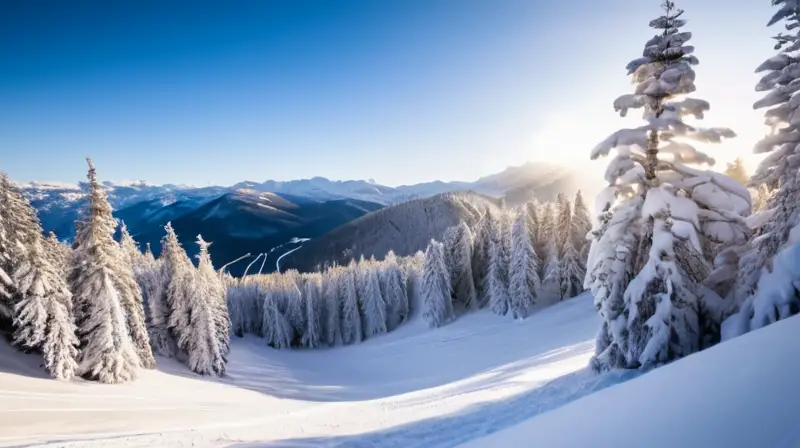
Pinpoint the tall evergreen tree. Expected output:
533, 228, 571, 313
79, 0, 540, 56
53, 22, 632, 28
194, 235, 229, 372
0, 249, 10, 320
115, 223, 155, 369
728, 0, 800, 333
508, 211, 539, 319
69, 159, 139, 383
340, 262, 363, 344
421, 239, 454, 328
558, 236, 584, 300
42, 232, 71, 280
323, 267, 343, 346
470, 211, 492, 307
443, 222, 478, 310
542, 235, 560, 286
487, 211, 510, 316
572, 191, 593, 261
263, 285, 292, 349
301, 274, 323, 348
150, 222, 192, 357
119, 223, 144, 267
554, 194, 573, 258
524, 201, 543, 273
359, 264, 387, 338
587, 2, 741, 371
380, 250, 409, 330
0, 173, 39, 321
283, 269, 306, 341
536, 203, 557, 282
0, 176, 78, 380
134, 243, 160, 324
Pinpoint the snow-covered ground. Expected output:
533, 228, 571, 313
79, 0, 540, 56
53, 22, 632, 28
466, 313, 800, 448
1, 293, 797, 447
0, 295, 609, 447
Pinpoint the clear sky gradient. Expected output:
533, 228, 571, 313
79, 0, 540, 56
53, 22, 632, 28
0, 0, 777, 186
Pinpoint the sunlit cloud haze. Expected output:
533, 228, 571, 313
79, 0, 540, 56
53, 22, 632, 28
0, 0, 776, 186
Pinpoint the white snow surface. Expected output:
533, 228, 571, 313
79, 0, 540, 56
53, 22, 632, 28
3, 293, 796, 447
1, 295, 606, 448
275, 245, 303, 272
466, 313, 800, 448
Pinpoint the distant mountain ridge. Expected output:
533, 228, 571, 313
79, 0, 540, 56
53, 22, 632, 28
21, 161, 595, 223
18, 161, 599, 275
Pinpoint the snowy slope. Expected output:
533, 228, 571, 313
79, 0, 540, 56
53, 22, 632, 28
6, 293, 791, 448
465, 314, 800, 448
0, 295, 603, 448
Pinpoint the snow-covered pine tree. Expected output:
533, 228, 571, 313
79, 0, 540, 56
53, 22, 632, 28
195, 235, 229, 372
558, 234, 584, 300
359, 263, 387, 338
553, 194, 585, 299
283, 269, 306, 342
421, 239, 454, 327
572, 191, 593, 262
470, 211, 492, 307
301, 273, 323, 348
0, 173, 39, 321
487, 211, 510, 316
115, 222, 155, 369
524, 201, 543, 268
323, 267, 343, 346
42, 232, 71, 280
587, 2, 742, 371
262, 284, 292, 349
443, 222, 478, 310
0, 217, 11, 321
0, 176, 79, 380
340, 262, 363, 344
11, 240, 80, 379
380, 250, 409, 330
542, 235, 560, 286
726, 0, 800, 333
152, 222, 193, 357
403, 250, 426, 316
69, 159, 139, 383
554, 194, 573, 258
535, 202, 557, 282
134, 243, 160, 323
508, 211, 539, 319
181, 261, 221, 374
119, 222, 144, 267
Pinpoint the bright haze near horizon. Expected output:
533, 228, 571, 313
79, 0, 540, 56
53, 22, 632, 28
0, 0, 775, 187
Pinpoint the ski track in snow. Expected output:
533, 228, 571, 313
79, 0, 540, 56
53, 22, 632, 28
275, 245, 303, 273
0, 295, 636, 448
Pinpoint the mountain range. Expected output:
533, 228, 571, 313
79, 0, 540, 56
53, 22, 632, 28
19, 162, 599, 275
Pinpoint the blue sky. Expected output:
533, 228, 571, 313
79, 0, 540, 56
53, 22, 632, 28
0, 0, 776, 186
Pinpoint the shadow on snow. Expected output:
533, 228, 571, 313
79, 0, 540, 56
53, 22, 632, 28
229, 368, 641, 448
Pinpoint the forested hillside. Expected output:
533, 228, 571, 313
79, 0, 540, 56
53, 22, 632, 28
280, 191, 501, 272
134, 190, 384, 276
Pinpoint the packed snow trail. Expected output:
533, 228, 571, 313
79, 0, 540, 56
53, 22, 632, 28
275, 244, 303, 273
0, 295, 607, 447
4, 294, 796, 447
465, 313, 800, 448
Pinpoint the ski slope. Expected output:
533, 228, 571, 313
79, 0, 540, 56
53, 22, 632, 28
1, 293, 796, 447
0, 294, 610, 447
466, 313, 800, 448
